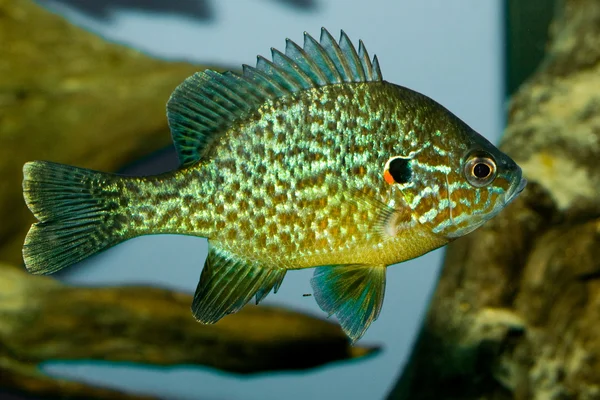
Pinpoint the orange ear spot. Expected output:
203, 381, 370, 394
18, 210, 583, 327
383, 169, 395, 185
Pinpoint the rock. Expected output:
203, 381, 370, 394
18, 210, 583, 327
387, 0, 600, 398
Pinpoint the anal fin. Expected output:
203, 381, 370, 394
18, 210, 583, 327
255, 269, 286, 305
311, 265, 386, 343
192, 245, 286, 324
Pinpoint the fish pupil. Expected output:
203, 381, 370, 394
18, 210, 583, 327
389, 157, 412, 184
473, 163, 491, 178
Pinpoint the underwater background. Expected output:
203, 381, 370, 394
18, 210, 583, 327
8, 0, 598, 399
38, 1, 502, 399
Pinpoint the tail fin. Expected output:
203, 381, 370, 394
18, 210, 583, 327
22, 161, 127, 275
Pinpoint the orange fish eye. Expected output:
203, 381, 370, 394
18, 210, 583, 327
383, 156, 412, 185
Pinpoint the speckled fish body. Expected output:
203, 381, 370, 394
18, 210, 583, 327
134, 83, 467, 266
22, 28, 526, 342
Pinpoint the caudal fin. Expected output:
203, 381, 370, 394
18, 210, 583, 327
22, 161, 127, 275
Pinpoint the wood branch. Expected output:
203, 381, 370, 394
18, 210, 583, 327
0, 265, 379, 399
388, 0, 600, 399
0, 368, 156, 400
0, 0, 212, 265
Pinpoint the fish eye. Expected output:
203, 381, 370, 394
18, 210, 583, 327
383, 156, 412, 185
464, 152, 497, 187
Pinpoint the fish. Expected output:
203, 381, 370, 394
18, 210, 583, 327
21, 28, 526, 343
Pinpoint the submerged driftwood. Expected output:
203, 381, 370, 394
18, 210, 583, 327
0, 0, 208, 265
0, 265, 378, 399
388, 0, 600, 399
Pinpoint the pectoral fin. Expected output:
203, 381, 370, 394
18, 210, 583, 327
310, 265, 386, 343
192, 245, 286, 324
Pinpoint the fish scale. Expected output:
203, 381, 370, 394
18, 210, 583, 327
21, 28, 526, 343
116, 84, 401, 261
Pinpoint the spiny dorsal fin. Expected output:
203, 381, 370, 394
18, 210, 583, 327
167, 28, 383, 167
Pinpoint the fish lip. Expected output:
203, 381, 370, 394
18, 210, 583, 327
505, 177, 527, 205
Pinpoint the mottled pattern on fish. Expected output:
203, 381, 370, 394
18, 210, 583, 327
127, 83, 507, 262
125, 84, 440, 263
22, 28, 526, 343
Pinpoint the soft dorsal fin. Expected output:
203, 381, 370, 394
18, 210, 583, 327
166, 28, 383, 167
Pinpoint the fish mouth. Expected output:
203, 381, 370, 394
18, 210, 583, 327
504, 177, 527, 205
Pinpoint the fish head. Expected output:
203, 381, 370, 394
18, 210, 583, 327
385, 116, 526, 241
426, 123, 525, 239
442, 134, 526, 239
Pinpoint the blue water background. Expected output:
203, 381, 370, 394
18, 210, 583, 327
40, 1, 503, 399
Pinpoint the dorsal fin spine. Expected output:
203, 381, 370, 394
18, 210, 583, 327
285, 38, 328, 86
303, 32, 343, 83
372, 55, 383, 81
358, 40, 374, 81
339, 30, 365, 81
320, 28, 353, 82
256, 56, 299, 93
271, 48, 314, 90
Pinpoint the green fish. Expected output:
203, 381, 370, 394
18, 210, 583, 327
22, 28, 526, 343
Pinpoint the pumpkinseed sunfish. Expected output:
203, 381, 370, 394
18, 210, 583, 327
22, 28, 526, 343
